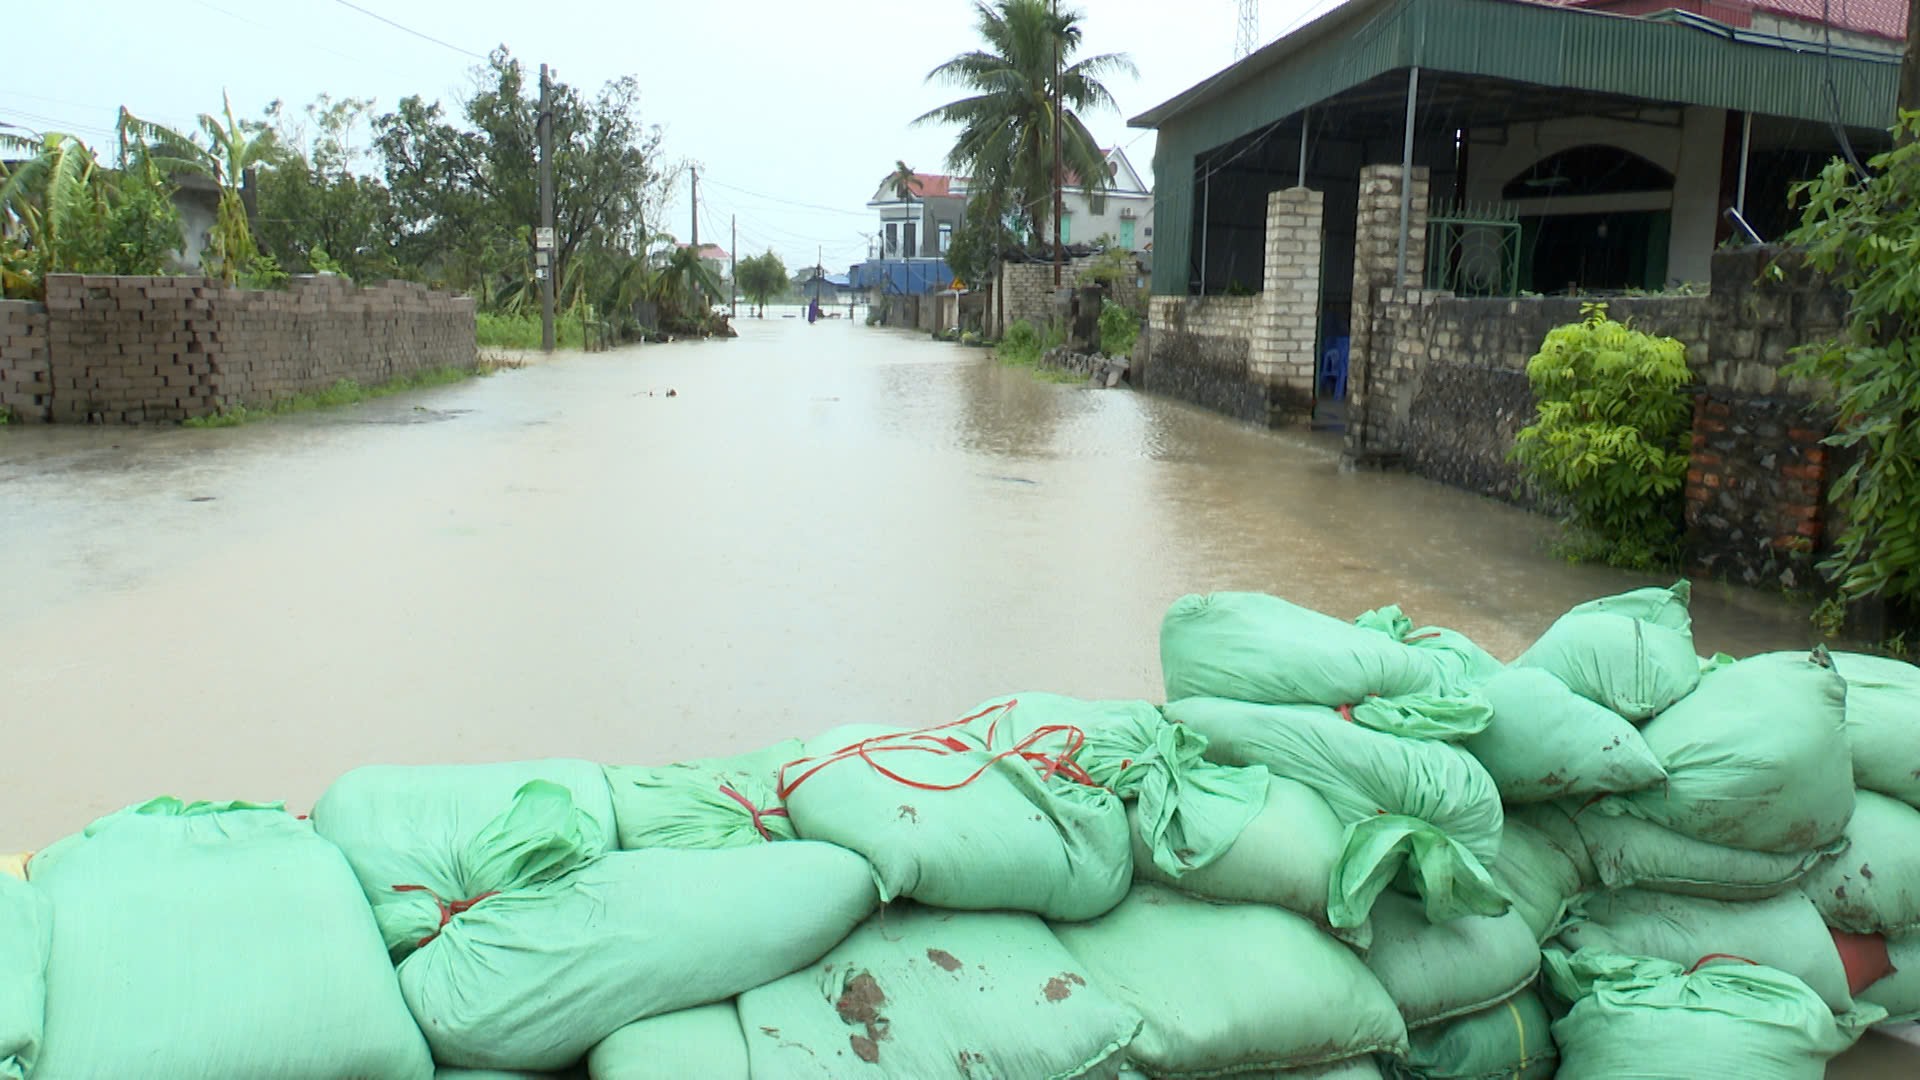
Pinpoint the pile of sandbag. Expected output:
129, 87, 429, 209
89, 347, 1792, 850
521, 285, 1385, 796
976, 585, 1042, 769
13, 579, 1920, 1078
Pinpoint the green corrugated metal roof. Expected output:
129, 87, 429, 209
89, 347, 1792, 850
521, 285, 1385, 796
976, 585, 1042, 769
1131, 0, 1897, 132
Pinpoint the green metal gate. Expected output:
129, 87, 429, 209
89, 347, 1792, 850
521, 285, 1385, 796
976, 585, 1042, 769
1426, 207, 1523, 297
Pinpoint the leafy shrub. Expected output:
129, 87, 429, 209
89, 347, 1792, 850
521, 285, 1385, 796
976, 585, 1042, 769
999, 318, 1041, 363
1784, 114, 1920, 605
1510, 303, 1693, 569
1099, 299, 1139, 358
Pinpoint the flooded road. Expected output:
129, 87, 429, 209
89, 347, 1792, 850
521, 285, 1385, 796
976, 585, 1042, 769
1, 310, 1823, 846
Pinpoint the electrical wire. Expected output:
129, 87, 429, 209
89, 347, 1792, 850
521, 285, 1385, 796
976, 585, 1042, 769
327, 0, 486, 60
701, 177, 874, 219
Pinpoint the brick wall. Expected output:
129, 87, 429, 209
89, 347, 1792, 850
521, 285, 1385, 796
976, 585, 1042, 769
1141, 295, 1266, 422
1345, 165, 1430, 459
23, 274, 475, 423
0, 300, 50, 422
993, 256, 1143, 338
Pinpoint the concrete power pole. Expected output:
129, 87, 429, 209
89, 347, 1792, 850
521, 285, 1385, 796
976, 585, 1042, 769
690, 167, 699, 247
538, 63, 556, 353
730, 215, 737, 319
1052, 0, 1064, 288
1903, 0, 1920, 126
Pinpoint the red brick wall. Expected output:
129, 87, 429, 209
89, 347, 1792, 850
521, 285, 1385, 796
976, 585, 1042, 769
33, 274, 476, 424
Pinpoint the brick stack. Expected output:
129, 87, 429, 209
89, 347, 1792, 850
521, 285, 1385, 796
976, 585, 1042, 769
32, 274, 477, 423
0, 299, 50, 422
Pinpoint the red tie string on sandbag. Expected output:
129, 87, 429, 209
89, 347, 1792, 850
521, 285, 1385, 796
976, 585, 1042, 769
1685, 953, 1762, 974
717, 783, 790, 841
777, 698, 1097, 800
390, 884, 501, 950
1404, 631, 1443, 643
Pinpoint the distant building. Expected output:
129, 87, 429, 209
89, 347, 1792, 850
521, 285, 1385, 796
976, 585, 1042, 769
1047, 147, 1155, 253
673, 242, 731, 285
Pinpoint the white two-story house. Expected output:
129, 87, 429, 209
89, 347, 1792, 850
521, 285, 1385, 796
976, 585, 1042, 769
1055, 146, 1154, 252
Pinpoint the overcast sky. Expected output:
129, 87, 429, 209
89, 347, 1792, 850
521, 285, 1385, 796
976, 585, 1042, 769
7, 0, 1332, 271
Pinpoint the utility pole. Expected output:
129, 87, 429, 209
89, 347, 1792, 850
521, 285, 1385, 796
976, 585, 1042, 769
1052, 0, 1064, 288
538, 63, 556, 353
730, 215, 737, 319
690, 167, 699, 248
1903, 0, 1920, 131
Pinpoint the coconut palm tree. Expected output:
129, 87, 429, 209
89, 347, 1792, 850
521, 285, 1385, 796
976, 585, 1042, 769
887, 159, 919, 257
917, 0, 1133, 248
118, 92, 280, 281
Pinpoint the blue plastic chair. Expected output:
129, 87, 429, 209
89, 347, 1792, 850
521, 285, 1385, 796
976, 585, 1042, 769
1320, 336, 1350, 400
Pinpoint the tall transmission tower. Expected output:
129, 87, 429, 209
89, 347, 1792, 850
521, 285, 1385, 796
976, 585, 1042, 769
1235, 0, 1259, 59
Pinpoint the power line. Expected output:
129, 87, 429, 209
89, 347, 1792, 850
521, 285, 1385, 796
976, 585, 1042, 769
702, 177, 872, 219
327, 0, 486, 60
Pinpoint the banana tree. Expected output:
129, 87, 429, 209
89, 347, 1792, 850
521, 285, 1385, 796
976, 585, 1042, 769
119, 92, 280, 282
0, 131, 109, 298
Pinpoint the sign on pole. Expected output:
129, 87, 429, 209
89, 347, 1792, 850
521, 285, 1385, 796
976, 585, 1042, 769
535, 227, 555, 251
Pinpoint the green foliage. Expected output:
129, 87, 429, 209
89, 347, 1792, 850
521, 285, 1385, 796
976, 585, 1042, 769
120, 92, 282, 283
996, 318, 1069, 377
1098, 299, 1138, 358
237, 252, 289, 290
1783, 111, 1920, 606
1510, 303, 1694, 569
917, 0, 1134, 244
474, 311, 588, 350
182, 367, 476, 427
946, 190, 1018, 287
735, 251, 789, 316
0, 130, 185, 297
1077, 248, 1135, 289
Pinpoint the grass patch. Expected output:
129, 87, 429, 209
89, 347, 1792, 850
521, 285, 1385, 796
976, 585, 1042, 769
990, 318, 1082, 383
182, 366, 478, 428
475, 311, 589, 350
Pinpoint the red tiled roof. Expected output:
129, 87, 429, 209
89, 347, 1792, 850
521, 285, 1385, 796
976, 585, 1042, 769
1550, 0, 1907, 40
887, 172, 955, 198
675, 242, 729, 261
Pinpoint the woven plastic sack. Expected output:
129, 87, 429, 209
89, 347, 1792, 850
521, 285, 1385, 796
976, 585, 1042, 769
781, 721, 1131, 920
739, 903, 1140, 1078
1490, 811, 1591, 943
1801, 789, 1920, 936
588, 1002, 747, 1080
0, 875, 49, 1080
1053, 884, 1407, 1077
1515, 583, 1700, 721
1605, 649, 1853, 853
1161, 592, 1465, 707
396, 805, 875, 1071
311, 760, 618, 957
1467, 667, 1667, 802
1543, 949, 1883, 1080
1570, 803, 1840, 899
1167, 697, 1508, 928
27, 798, 434, 1080
1832, 651, 1920, 807
963, 694, 1269, 879
1554, 889, 1854, 1014
1364, 890, 1541, 1030
603, 740, 802, 850
1130, 775, 1368, 946
1390, 987, 1558, 1080
1353, 605, 1505, 690
437, 1070, 580, 1079
1860, 931, 1920, 1022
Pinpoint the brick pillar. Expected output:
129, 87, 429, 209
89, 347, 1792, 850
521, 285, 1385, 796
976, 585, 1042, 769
1253, 187, 1324, 423
1345, 165, 1430, 460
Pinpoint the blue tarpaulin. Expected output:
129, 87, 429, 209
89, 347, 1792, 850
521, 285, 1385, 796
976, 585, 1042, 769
848, 260, 955, 296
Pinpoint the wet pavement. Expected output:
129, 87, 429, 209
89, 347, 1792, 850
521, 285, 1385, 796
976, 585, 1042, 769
3, 305, 1912, 1071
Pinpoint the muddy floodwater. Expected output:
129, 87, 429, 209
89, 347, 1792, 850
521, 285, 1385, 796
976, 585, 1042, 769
0, 308, 1829, 847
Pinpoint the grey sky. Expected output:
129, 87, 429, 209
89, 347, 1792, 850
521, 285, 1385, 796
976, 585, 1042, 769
7, 0, 1329, 272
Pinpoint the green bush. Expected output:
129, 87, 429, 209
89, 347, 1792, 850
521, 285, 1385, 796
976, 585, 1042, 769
1784, 112, 1920, 605
999, 318, 1042, 364
475, 311, 588, 350
1510, 303, 1693, 569
1099, 300, 1139, 358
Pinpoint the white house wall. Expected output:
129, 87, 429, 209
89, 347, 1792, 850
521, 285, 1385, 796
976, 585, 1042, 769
1062, 191, 1154, 251
1464, 108, 1727, 286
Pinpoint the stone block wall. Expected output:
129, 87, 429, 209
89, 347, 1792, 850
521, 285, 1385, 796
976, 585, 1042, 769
1345, 164, 1430, 458
0, 300, 50, 422
20, 275, 475, 423
993, 256, 1142, 337
1141, 295, 1267, 423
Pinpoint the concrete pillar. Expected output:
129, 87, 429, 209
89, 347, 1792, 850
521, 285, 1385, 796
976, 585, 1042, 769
1255, 187, 1325, 420
1346, 164, 1430, 460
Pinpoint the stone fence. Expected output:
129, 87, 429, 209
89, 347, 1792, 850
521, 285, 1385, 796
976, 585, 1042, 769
0, 274, 476, 424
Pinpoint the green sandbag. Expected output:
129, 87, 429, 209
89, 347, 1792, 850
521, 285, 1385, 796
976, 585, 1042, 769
1832, 651, 1920, 807
1467, 667, 1667, 802
588, 1002, 748, 1080
1515, 582, 1700, 721
438, 1069, 582, 1079
963, 693, 1269, 878
1130, 776, 1370, 947
1543, 949, 1883, 1080
1363, 890, 1541, 1030
27, 799, 434, 1080
1354, 605, 1505, 690
1491, 812, 1590, 943
1390, 987, 1558, 1080
1859, 931, 1920, 1022
1607, 649, 1854, 853
1053, 884, 1408, 1076
739, 903, 1141, 1079
1570, 804, 1840, 899
1801, 789, 1920, 935
781, 723, 1132, 920
1161, 592, 1460, 707
1554, 889, 1854, 1014
603, 740, 802, 850
312, 760, 618, 958
1167, 697, 1508, 928
399, 838, 876, 1070
0, 875, 49, 1080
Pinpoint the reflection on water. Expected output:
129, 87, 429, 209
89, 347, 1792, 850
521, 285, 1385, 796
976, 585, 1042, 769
0, 315, 1822, 848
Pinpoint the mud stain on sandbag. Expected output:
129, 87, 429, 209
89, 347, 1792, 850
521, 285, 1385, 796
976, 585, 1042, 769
927, 948, 963, 972
836, 971, 891, 1062
1043, 972, 1086, 1002
897, 805, 919, 823
851, 1035, 881, 1063
1861, 863, 1874, 879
